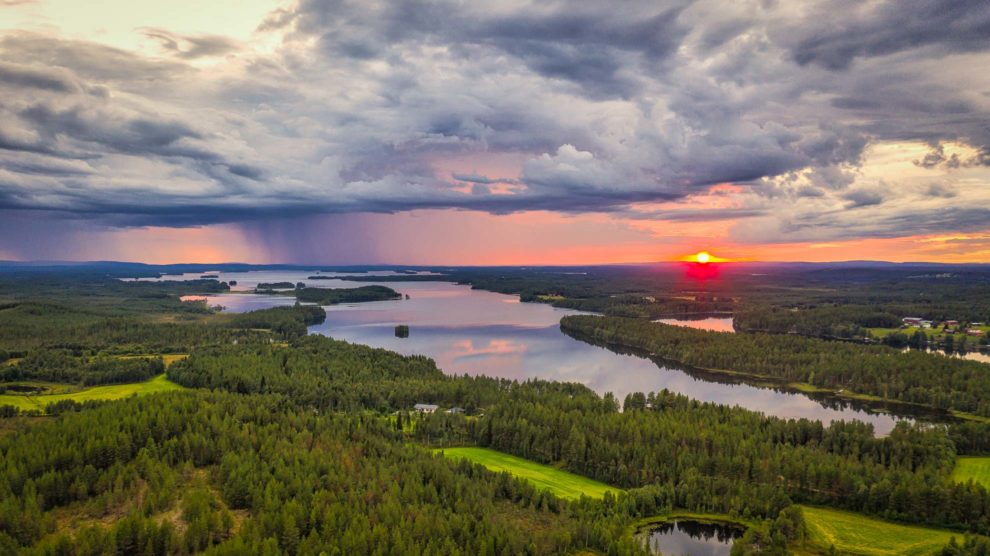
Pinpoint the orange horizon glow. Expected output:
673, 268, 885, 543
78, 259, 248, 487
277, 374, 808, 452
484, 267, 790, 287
678, 251, 737, 264
4, 210, 990, 265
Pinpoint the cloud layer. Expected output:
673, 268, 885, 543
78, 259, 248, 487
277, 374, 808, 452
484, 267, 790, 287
1, 0, 989, 246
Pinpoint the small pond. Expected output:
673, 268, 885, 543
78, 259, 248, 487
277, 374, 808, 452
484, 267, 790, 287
642, 520, 743, 556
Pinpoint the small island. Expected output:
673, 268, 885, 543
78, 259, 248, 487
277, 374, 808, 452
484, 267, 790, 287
253, 283, 401, 304
294, 285, 402, 305
255, 282, 297, 291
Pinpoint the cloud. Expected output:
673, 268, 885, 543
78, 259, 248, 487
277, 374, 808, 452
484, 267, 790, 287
843, 189, 884, 208
782, 0, 990, 70
451, 173, 517, 185
0, 0, 987, 248
0, 61, 81, 93
139, 28, 241, 59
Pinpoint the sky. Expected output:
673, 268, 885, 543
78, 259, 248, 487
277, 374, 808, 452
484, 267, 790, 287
1, 0, 989, 264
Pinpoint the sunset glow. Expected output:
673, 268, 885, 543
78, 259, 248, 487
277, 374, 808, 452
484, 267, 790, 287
0, 1, 988, 264
679, 251, 734, 264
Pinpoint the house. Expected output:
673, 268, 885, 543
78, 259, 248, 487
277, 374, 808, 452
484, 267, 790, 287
921, 321, 933, 329
902, 317, 923, 326
968, 329, 985, 337
414, 403, 438, 414
945, 320, 959, 327
945, 328, 957, 335
445, 407, 465, 414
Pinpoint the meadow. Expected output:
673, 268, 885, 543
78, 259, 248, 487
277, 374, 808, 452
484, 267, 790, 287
800, 505, 959, 556
434, 447, 623, 500
0, 374, 185, 412
952, 457, 990, 488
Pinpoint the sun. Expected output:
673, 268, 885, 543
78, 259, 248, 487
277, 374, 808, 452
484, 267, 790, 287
677, 250, 733, 264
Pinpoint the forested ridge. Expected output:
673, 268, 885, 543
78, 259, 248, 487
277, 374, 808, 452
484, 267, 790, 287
1, 392, 642, 555
1, 351, 164, 386
561, 315, 990, 418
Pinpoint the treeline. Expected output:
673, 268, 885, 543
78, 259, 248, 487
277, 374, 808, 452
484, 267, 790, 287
733, 304, 896, 338
561, 315, 990, 417
0, 351, 163, 385
0, 303, 327, 358
220, 304, 326, 338
417, 388, 990, 535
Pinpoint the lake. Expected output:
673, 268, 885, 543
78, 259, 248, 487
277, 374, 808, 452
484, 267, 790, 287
655, 317, 735, 333
174, 270, 905, 434
642, 520, 742, 556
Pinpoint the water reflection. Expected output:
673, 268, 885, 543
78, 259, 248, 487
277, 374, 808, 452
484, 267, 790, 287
655, 317, 736, 333
187, 274, 905, 434
643, 521, 742, 556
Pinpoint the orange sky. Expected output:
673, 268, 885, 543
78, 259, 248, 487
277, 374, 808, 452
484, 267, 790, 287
56, 211, 990, 265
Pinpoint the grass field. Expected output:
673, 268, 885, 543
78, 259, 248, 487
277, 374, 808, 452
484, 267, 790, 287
867, 324, 990, 340
435, 447, 623, 500
952, 457, 990, 488
800, 505, 958, 555
0, 374, 185, 412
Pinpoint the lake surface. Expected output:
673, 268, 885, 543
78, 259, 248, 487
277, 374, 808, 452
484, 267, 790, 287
655, 317, 736, 333
642, 521, 741, 556
178, 270, 905, 434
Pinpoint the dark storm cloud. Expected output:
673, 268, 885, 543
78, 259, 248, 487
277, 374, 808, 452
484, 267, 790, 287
0, 62, 80, 93
843, 189, 884, 209
784, 0, 990, 70
0, 0, 988, 237
272, 0, 689, 98
451, 173, 517, 185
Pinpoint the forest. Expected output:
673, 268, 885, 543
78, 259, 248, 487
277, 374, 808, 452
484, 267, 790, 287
3, 265, 990, 554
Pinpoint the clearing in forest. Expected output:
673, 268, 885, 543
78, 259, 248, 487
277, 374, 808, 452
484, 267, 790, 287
800, 505, 959, 556
0, 374, 185, 412
952, 457, 990, 488
435, 446, 622, 500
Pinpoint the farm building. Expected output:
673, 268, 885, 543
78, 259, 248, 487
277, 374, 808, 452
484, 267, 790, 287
902, 317, 923, 326
414, 403, 439, 413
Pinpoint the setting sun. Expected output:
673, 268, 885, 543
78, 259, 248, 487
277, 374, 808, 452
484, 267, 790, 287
680, 251, 730, 263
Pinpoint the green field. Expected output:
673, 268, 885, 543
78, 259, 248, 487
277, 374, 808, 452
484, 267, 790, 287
868, 324, 990, 340
0, 374, 185, 412
435, 447, 623, 500
800, 505, 958, 555
952, 457, 990, 488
